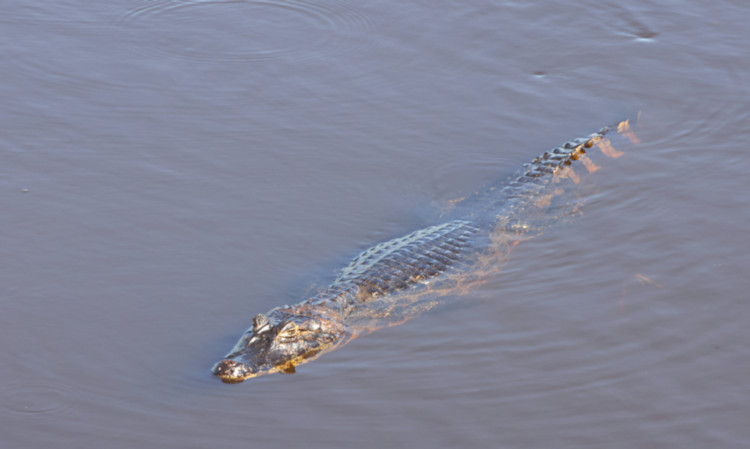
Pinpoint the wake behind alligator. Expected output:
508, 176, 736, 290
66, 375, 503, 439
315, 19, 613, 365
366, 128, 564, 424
212, 120, 636, 383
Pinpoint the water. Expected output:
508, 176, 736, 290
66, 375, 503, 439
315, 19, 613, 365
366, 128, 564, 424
2, 1, 749, 447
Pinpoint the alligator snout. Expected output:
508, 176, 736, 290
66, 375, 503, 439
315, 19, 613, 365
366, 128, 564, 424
211, 359, 253, 383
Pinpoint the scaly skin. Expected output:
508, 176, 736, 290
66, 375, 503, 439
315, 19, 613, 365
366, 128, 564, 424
212, 121, 633, 383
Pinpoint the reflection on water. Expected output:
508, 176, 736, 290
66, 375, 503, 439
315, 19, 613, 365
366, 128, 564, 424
2, 0, 750, 448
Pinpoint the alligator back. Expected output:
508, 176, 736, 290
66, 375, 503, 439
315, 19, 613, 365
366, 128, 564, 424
307, 122, 632, 332
334, 220, 478, 301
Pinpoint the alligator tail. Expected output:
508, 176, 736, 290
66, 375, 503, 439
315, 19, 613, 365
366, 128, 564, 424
510, 125, 612, 187
450, 121, 632, 231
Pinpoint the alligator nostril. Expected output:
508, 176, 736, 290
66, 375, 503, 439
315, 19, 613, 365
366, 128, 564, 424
212, 359, 239, 375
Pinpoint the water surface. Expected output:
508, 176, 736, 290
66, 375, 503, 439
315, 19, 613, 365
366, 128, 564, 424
2, 1, 749, 448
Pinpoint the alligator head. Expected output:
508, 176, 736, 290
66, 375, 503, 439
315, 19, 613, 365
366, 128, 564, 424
211, 311, 341, 383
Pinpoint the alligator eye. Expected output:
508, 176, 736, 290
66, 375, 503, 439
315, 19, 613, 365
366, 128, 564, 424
277, 322, 300, 342
252, 314, 271, 333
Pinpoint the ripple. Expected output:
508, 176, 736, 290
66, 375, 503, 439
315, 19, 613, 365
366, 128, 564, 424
112, 0, 379, 63
0, 2, 109, 25
0, 383, 76, 416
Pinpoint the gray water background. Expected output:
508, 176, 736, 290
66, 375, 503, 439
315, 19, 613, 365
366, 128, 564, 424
2, 1, 749, 448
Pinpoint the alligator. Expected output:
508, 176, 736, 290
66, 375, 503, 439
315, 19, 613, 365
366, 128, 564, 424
212, 120, 635, 383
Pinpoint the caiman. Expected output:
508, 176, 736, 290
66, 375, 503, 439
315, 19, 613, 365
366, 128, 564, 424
212, 120, 636, 383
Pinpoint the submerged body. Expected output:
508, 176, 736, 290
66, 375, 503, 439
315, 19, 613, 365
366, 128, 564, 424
212, 121, 634, 383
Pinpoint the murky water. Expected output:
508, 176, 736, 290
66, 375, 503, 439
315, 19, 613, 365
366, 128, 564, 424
2, 1, 749, 448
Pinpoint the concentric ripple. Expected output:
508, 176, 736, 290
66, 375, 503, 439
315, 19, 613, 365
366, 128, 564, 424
0, 383, 77, 416
112, 0, 379, 63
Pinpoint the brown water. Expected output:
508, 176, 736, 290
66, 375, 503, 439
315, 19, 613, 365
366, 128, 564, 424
2, 1, 749, 448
